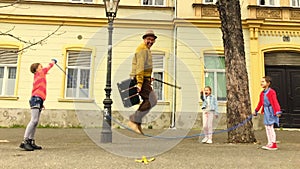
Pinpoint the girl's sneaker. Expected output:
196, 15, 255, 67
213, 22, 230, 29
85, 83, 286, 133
201, 137, 208, 143
267, 143, 278, 150
206, 139, 213, 144
30, 139, 42, 150
19, 140, 34, 151
262, 143, 278, 150
261, 145, 270, 150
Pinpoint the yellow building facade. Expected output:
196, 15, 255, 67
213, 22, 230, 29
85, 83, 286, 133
0, 0, 299, 128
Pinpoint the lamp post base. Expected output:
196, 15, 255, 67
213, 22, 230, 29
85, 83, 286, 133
100, 116, 112, 143
100, 130, 112, 143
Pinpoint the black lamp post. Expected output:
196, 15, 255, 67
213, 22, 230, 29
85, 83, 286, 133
100, 0, 120, 143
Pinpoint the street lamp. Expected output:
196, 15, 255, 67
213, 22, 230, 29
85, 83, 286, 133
100, 0, 120, 143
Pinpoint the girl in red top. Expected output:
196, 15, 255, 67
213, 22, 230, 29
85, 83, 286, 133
20, 59, 56, 151
253, 76, 282, 150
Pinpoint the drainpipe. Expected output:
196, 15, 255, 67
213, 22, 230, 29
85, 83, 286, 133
170, 0, 177, 128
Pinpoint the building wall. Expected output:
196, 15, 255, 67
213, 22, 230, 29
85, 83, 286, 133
4, 0, 299, 129
0, 0, 180, 129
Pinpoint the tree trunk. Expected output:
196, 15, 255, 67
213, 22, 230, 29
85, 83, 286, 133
217, 0, 256, 143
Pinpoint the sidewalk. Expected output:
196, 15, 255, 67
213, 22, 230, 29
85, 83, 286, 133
0, 128, 299, 169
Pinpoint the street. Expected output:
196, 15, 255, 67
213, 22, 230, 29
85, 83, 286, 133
0, 128, 299, 169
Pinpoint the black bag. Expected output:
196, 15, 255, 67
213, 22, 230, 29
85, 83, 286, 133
117, 78, 140, 107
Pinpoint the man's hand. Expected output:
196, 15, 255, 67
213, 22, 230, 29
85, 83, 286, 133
137, 86, 141, 93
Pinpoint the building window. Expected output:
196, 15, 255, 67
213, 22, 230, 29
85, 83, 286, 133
291, 0, 300, 6
204, 55, 226, 101
258, 0, 279, 6
152, 53, 164, 100
203, 0, 217, 4
65, 51, 91, 99
70, 0, 93, 3
0, 48, 18, 96
142, 0, 165, 6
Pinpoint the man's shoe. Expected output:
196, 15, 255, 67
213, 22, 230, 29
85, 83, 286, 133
201, 137, 208, 143
29, 139, 42, 150
128, 121, 142, 134
19, 140, 34, 151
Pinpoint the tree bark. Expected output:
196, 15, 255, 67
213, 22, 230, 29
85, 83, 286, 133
217, 0, 256, 143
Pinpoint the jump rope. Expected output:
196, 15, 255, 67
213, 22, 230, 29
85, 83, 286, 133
54, 63, 254, 140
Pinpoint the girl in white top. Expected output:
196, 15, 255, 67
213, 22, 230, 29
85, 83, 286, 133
200, 86, 219, 144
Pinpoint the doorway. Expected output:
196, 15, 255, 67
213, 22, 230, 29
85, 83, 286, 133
265, 52, 300, 128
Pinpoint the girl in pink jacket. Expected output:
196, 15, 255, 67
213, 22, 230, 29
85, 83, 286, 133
253, 76, 282, 150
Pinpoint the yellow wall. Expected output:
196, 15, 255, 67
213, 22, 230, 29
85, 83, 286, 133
1, 0, 300, 125
0, 23, 106, 109
0, 1, 175, 111
0, 0, 255, 113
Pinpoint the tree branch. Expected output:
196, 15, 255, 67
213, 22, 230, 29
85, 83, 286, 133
0, 26, 29, 44
0, 0, 21, 8
0, 25, 65, 56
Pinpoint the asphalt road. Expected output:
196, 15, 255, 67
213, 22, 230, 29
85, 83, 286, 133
0, 128, 299, 169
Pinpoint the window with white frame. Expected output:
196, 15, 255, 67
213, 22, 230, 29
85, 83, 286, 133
258, 0, 279, 6
203, 0, 217, 4
70, 0, 93, 3
0, 48, 18, 96
152, 53, 164, 101
142, 0, 165, 6
66, 51, 92, 99
291, 0, 300, 7
204, 55, 226, 101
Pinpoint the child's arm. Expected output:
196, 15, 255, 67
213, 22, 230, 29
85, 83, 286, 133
42, 59, 57, 74
200, 90, 205, 101
253, 92, 263, 115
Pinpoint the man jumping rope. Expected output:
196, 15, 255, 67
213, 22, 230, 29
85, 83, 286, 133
128, 30, 158, 134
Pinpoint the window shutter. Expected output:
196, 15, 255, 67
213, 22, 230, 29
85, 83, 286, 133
152, 54, 164, 70
67, 51, 91, 67
0, 48, 18, 64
